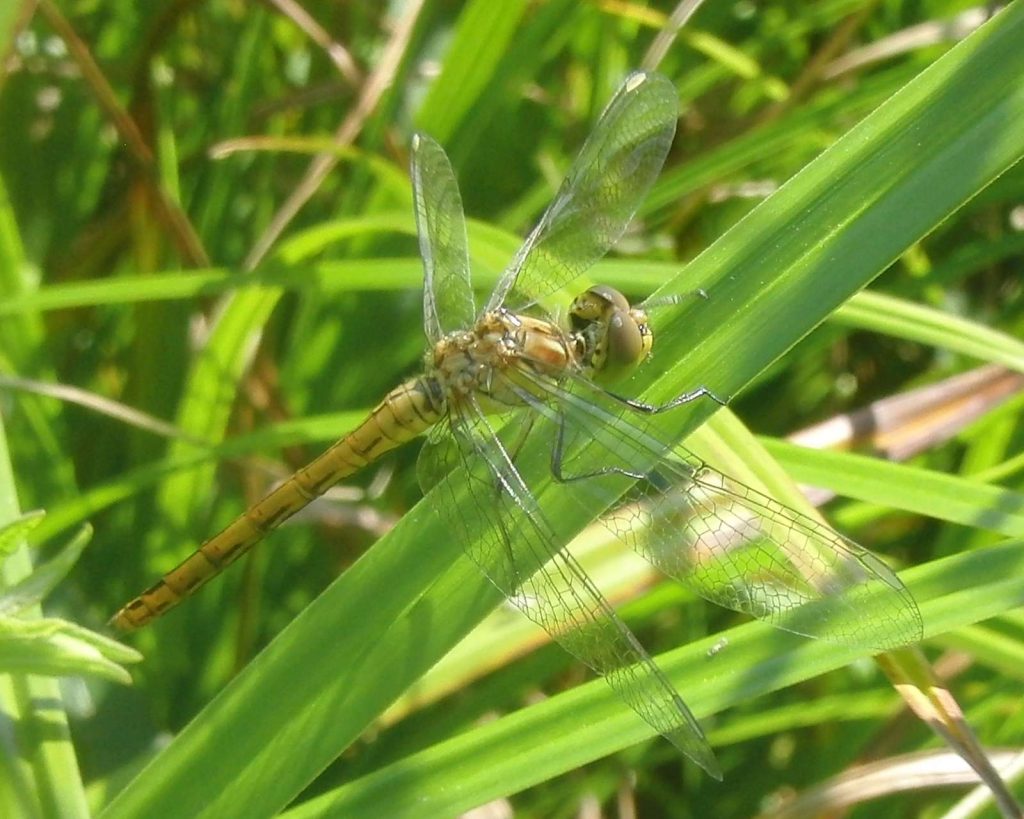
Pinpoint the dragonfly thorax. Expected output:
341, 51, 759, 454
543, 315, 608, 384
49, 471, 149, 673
569, 285, 653, 382
428, 309, 576, 407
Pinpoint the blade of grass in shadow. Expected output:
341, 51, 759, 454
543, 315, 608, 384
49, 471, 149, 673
101, 7, 1024, 818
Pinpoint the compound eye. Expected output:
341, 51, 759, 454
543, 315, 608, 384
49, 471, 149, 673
597, 310, 645, 381
571, 285, 632, 323
569, 289, 608, 328
589, 284, 629, 311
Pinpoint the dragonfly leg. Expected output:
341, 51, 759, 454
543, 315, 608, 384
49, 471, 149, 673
504, 411, 540, 465
549, 409, 647, 483
606, 384, 727, 415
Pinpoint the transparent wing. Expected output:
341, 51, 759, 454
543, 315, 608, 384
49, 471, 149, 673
411, 132, 475, 343
621, 456, 922, 647
486, 71, 678, 313
417, 398, 721, 777
508, 373, 923, 651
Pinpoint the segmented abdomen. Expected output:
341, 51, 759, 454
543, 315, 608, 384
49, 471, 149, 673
110, 377, 444, 630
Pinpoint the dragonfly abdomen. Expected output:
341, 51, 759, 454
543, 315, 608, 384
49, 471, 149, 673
110, 376, 445, 631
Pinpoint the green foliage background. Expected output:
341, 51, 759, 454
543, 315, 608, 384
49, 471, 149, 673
1, 1, 1023, 816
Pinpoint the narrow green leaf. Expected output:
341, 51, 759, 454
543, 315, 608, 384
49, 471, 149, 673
835, 290, 1024, 372
0, 399, 89, 819
764, 440, 1024, 540
0, 510, 45, 556
283, 542, 1024, 819
415, 0, 530, 141
0, 525, 92, 616
0, 616, 138, 684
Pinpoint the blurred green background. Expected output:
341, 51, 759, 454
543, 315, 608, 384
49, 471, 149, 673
1, 1, 1023, 816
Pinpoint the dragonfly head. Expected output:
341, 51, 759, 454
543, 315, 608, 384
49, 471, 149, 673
569, 285, 653, 382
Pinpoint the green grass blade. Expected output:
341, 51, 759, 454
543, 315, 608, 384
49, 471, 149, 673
765, 440, 1024, 539
414, 0, 530, 142
834, 290, 1024, 372
0, 133, 89, 819
283, 542, 1024, 818
0, 418, 89, 819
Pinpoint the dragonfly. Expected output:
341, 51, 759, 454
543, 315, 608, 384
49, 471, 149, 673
112, 71, 923, 778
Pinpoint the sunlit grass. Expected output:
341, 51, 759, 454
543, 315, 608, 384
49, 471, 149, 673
1, 2, 1023, 817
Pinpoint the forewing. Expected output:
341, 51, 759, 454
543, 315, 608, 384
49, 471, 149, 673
411, 132, 475, 342
511, 374, 924, 651
426, 397, 720, 776
486, 72, 678, 312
